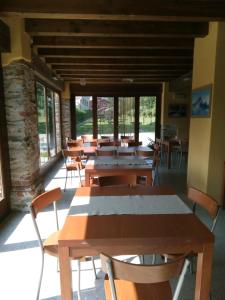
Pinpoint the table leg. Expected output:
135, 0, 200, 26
146, 171, 152, 185
59, 246, 73, 300
195, 243, 213, 300
85, 171, 91, 186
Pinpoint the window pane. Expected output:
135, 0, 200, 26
139, 96, 156, 145
47, 88, 56, 157
36, 82, 48, 165
97, 97, 114, 138
118, 97, 135, 138
75, 96, 93, 138
54, 92, 61, 153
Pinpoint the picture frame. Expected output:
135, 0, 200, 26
168, 103, 187, 118
191, 85, 212, 117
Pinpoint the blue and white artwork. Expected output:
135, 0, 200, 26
191, 85, 211, 117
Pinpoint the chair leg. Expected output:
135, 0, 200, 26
36, 252, 44, 300
152, 254, 156, 264
77, 259, 81, 300
91, 257, 98, 279
64, 169, 68, 191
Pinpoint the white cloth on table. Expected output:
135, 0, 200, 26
69, 194, 192, 216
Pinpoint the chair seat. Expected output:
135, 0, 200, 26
104, 277, 172, 300
66, 163, 79, 171
43, 230, 60, 257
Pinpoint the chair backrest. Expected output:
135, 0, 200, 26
67, 139, 83, 147
99, 175, 137, 187
62, 149, 84, 168
29, 188, 62, 250
100, 141, 115, 147
96, 149, 117, 156
187, 187, 220, 232
100, 253, 190, 300
128, 141, 142, 147
136, 150, 154, 158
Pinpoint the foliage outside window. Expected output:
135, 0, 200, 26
118, 97, 135, 138
139, 96, 156, 145
97, 97, 114, 138
75, 96, 93, 138
36, 82, 61, 166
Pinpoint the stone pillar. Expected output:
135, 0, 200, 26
3, 59, 43, 210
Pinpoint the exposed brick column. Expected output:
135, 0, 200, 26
3, 59, 44, 211
61, 98, 71, 148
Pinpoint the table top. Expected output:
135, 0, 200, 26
98, 145, 152, 153
85, 156, 153, 170
59, 186, 214, 257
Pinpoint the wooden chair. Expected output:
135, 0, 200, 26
136, 150, 160, 185
96, 149, 117, 156
99, 175, 137, 187
128, 141, 142, 147
178, 139, 189, 168
163, 187, 220, 271
67, 139, 83, 147
29, 188, 97, 300
89, 140, 97, 146
62, 149, 85, 190
99, 141, 115, 147
100, 252, 190, 300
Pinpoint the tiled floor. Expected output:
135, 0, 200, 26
0, 158, 225, 300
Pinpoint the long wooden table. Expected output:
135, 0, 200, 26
84, 156, 153, 186
58, 186, 214, 300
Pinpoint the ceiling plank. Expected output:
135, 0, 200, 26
45, 57, 193, 65
38, 48, 193, 58
52, 64, 191, 71
26, 19, 208, 37
2, 1, 225, 21
32, 36, 194, 49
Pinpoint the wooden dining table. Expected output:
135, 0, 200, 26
58, 185, 214, 300
84, 155, 153, 186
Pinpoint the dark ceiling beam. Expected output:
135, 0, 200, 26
52, 64, 191, 71
45, 57, 193, 65
0, 20, 10, 52
38, 48, 193, 58
25, 19, 208, 37
59, 74, 181, 79
2, 1, 225, 21
56, 69, 186, 75
62, 77, 176, 81
32, 36, 194, 49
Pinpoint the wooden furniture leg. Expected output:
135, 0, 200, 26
195, 243, 213, 300
59, 246, 73, 300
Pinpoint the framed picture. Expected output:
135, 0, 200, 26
168, 103, 187, 118
191, 85, 212, 117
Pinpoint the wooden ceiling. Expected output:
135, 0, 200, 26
2, 0, 225, 90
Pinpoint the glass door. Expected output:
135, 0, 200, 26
97, 97, 114, 138
118, 97, 135, 139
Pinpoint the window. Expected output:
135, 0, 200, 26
97, 97, 114, 138
139, 96, 156, 145
36, 82, 61, 166
118, 97, 135, 138
75, 96, 93, 138
54, 92, 61, 152
37, 82, 48, 165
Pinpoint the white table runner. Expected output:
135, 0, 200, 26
87, 157, 149, 166
69, 195, 192, 216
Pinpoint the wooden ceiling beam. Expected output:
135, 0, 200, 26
51, 64, 191, 71
45, 57, 193, 65
2, 1, 225, 21
70, 83, 162, 96
65, 78, 174, 83
32, 36, 194, 49
56, 70, 186, 75
38, 48, 193, 58
26, 19, 208, 37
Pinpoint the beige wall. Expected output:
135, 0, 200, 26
188, 22, 225, 204
161, 82, 190, 139
1, 16, 31, 65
